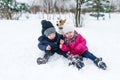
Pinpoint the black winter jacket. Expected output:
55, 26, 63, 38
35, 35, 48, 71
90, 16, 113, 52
38, 32, 63, 52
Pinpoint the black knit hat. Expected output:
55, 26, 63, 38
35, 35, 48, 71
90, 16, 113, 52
41, 20, 56, 36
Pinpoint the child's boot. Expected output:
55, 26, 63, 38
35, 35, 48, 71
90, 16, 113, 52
68, 55, 84, 70
76, 60, 84, 70
37, 57, 47, 65
94, 58, 107, 70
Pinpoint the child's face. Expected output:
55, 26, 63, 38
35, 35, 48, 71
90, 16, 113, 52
47, 33, 56, 40
65, 31, 74, 39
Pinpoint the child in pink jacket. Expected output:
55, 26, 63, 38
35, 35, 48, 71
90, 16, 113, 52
59, 26, 107, 70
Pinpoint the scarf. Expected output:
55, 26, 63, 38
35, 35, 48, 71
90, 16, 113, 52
65, 32, 77, 44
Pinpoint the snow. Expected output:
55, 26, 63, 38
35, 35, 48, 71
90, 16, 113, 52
0, 13, 120, 80
16, 0, 33, 3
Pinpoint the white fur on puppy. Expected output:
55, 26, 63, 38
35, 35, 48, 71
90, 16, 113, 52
56, 18, 74, 35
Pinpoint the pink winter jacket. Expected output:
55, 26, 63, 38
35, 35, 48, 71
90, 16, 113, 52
61, 31, 88, 55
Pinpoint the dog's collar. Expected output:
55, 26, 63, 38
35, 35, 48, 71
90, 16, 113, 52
59, 27, 63, 29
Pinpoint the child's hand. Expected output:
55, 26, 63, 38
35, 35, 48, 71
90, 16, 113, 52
59, 39, 64, 48
59, 44, 62, 49
60, 39, 64, 44
46, 45, 51, 50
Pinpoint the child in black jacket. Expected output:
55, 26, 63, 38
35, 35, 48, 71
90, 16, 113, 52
37, 20, 68, 64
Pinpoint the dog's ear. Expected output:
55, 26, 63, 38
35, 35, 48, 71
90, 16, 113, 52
64, 19, 66, 22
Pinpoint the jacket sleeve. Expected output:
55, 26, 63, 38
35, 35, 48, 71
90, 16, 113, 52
60, 44, 70, 52
38, 36, 47, 51
78, 34, 86, 45
38, 43, 46, 51
75, 34, 87, 51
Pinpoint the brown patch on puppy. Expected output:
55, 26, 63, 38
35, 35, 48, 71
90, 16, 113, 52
56, 19, 66, 29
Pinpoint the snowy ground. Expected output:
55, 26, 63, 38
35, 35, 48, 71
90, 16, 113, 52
0, 13, 120, 80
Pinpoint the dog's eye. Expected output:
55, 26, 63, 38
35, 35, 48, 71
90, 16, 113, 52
59, 21, 61, 23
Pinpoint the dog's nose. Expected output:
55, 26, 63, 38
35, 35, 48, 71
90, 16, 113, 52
56, 24, 58, 26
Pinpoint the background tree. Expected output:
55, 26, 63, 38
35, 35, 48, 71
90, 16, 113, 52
104, 0, 114, 19
0, 0, 30, 19
75, 0, 86, 27
86, 0, 111, 20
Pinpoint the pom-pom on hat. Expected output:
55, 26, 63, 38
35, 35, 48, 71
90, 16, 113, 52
41, 20, 56, 36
